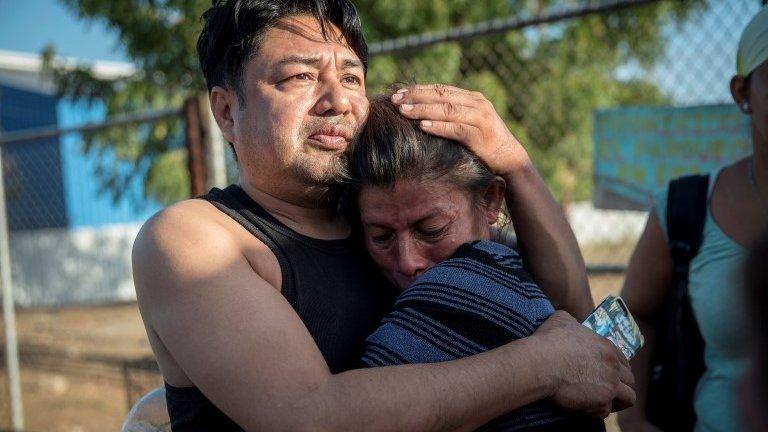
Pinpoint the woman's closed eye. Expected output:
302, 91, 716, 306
370, 231, 393, 245
417, 225, 448, 241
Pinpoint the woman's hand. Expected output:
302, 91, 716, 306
391, 84, 530, 176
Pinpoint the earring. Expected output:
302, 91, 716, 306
742, 101, 752, 113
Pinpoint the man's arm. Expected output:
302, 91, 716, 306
134, 202, 633, 432
392, 84, 593, 319
501, 163, 593, 320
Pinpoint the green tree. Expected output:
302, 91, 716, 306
45, 0, 210, 204
355, 0, 703, 202
47, 0, 703, 205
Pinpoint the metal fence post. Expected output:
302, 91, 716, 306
0, 145, 24, 431
184, 97, 207, 197
202, 96, 228, 190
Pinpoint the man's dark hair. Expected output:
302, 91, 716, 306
197, 0, 368, 102
346, 90, 495, 203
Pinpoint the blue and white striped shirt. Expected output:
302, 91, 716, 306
362, 240, 604, 432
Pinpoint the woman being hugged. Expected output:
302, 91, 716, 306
345, 91, 619, 431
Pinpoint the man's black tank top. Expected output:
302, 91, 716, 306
164, 185, 396, 431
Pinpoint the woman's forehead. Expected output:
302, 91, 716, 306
360, 178, 463, 204
358, 179, 468, 225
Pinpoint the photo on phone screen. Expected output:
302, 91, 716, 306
582, 295, 644, 360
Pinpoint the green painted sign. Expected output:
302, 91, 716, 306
593, 104, 752, 210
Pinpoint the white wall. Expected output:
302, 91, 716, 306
9, 223, 141, 307
568, 201, 649, 246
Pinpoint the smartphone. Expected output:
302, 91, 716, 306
582, 295, 644, 360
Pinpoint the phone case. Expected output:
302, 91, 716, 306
582, 295, 644, 360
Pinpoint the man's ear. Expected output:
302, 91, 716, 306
210, 86, 238, 143
731, 75, 751, 113
482, 176, 507, 225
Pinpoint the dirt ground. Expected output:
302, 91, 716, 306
0, 274, 626, 432
0, 303, 161, 432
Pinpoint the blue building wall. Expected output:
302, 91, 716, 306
0, 81, 162, 230
57, 99, 161, 228
0, 83, 68, 230
593, 104, 751, 210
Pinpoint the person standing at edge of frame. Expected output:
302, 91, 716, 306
619, 6, 768, 432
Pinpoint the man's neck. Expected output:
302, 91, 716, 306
239, 179, 351, 240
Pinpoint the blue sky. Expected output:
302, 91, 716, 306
0, 1, 761, 63
652, 0, 762, 106
0, 0, 762, 107
0, 0, 127, 62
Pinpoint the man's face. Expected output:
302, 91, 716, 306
227, 15, 368, 200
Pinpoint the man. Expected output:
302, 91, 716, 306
132, 1, 635, 430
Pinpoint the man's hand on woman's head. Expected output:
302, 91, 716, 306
391, 84, 531, 177
531, 311, 637, 418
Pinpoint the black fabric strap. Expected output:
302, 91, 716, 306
666, 174, 710, 270
200, 186, 297, 305
656, 173, 709, 431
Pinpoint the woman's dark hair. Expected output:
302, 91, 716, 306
346, 91, 495, 204
197, 0, 368, 103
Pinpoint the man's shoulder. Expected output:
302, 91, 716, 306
145, 198, 225, 229
135, 198, 234, 254
132, 198, 276, 280
132, 197, 283, 301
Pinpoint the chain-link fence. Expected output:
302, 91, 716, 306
0, 89, 225, 429
362, 0, 760, 272
0, 0, 762, 430
0, 98, 188, 430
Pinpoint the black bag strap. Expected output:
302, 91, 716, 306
665, 173, 710, 407
646, 174, 710, 432
666, 174, 710, 272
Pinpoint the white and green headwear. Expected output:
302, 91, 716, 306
737, 7, 768, 77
